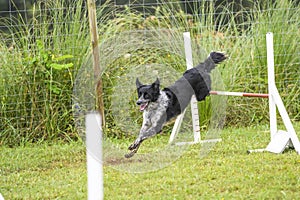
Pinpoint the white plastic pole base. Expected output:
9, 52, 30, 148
248, 130, 294, 154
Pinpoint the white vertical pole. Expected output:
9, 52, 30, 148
183, 32, 201, 143
169, 110, 186, 143
169, 32, 201, 144
183, 32, 194, 69
86, 112, 103, 200
266, 32, 277, 139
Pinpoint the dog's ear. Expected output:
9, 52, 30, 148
136, 78, 142, 88
152, 78, 160, 90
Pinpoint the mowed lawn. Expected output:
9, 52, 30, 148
1, 123, 300, 199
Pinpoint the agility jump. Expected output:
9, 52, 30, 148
169, 32, 300, 155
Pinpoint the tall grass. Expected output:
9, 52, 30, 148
0, 0, 91, 145
0, 0, 299, 145
223, 0, 300, 125
100, 0, 300, 140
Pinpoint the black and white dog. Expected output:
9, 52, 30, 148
125, 52, 227, 158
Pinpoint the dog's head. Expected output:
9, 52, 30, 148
135, 78, 160, 111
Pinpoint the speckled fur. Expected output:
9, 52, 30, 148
125, 52, 227, 158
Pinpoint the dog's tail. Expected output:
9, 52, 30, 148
202, 51, 227, 72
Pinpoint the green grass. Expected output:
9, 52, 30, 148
1, 123, 300, 199
0, 141, 87, 199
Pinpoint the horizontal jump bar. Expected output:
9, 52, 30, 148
210, 91, 269, 98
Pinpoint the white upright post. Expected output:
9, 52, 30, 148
183, 32, 201, 143
169, 32, 223, 145
169, 32, 201, 144
86, 112, 103, 200
266, 32, 277, 139
263, 32, 300, 154
169, 110, 186, 143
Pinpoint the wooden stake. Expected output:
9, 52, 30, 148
87, 0, 105, 126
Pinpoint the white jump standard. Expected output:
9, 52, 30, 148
168, 32, 222, 145
169, 32, 300, 155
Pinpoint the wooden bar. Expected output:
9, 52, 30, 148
87, 0, 105, 126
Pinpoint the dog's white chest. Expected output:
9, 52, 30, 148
143, 92, 169, 124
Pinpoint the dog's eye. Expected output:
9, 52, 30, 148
144, 93, 150, 99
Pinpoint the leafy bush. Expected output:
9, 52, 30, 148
0, 0, 90, 145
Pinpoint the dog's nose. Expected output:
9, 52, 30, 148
136, 100, 142, 105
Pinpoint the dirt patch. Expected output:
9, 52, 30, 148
105, 157, 144, 165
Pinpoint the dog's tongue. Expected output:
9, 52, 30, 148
140, 103, 148, 111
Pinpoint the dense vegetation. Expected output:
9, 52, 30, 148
0, 0, 299, 145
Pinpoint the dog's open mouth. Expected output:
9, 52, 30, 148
139, 102, 148, 111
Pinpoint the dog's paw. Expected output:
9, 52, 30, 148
125, 149, 137, 158
124, 152, 134, 158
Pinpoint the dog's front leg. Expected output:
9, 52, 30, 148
125, 142, 142, 158
125, 113, 166, 158
125, 136, 144, 158
139, 111, 167, 141
125, 125, 162, 159
125, 116, 151, 158
138, 120, 164, 141
128, 116, 151, 151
